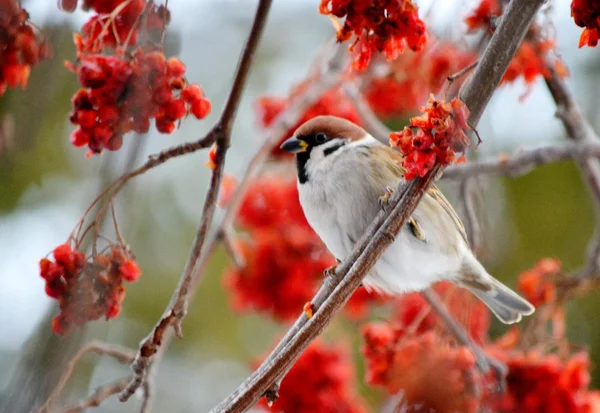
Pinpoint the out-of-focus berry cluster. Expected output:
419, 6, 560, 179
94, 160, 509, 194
319, 0, 427, 70
390, 95, 471, 180
60, 0, 168, 52
40, 243, 141, 335
466, 0, 568, 93
361, 263, 600, 413
364, 38, 476, 119
256, 340, 367, 413
221, 174, 383, 322
64, 0, 210, 156
362, 282, 486, 413
255, 85, 362, 158
0, 0, 49, 96
67, 49, 210, 155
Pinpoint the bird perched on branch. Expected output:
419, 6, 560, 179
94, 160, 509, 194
280, 115, 534, 324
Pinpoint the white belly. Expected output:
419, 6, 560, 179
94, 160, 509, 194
297, 158, 463, 295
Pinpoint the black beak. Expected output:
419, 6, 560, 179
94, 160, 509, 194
280, 137, 308, 153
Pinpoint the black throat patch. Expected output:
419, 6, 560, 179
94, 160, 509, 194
296, 150, 310, 184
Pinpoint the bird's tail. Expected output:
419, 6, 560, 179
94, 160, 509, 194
459, 255, 535, 324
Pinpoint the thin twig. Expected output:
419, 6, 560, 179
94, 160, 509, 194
422, 289, 507, 387
459, 178, 482, 253
210, 1, 545, 411
62, 377, 132, 413
37, 341, 135, 413
444, 60, 479, 100
221, 227, 245, 269
118, 0, 273, 401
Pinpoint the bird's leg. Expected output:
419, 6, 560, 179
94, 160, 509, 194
378, 185, 395, 211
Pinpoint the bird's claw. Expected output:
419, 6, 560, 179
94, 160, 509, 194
324, 264, 337, 278
378, 186, 395, 211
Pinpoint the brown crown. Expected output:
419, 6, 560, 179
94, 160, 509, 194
293, 115, 367, 142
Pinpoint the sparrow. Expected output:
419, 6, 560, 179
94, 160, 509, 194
280, 115, 534, 324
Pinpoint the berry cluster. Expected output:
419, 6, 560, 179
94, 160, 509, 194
464, 0, 501, 32
221, 174, 383, 321
364, 39, 476, 118
571, 0, 600, 48
40, 243, 141, 335
465, 0, 568, 92
517, 258, 562, 307
63, 0, 210, 155
486, 341, 600, 412
0, 0, 49, 96
318, 0, 427, 70
255, 86, 362, 158
67, 48, 210, 155
256, 340, 366, 413
362, 283, 485, 413
61, 0, 168, 53
390, 95, 471, 180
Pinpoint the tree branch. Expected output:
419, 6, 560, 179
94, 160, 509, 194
443, 141, 600, 179
543, 64, 600, 276
118, 0, 273, 401
210, 1, 546, 412
62, 377, 132, 413
38, 341, 135, 413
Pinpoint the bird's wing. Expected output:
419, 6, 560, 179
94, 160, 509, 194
371, 143, 470, 246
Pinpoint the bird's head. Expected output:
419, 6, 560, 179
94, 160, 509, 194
280, 116, 368, 183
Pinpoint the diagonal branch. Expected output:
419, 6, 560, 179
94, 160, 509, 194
210, 0, 546, 412
118, 0, 273, 401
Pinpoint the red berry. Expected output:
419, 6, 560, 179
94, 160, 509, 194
120, 260, 141, 282
105, 134, 123, 151
106, 303, 121, 318
166, 57, 186, 78
165, 98, 186, 120
155, 116, 175, 133
77, 110, 97, 128
181, 84, 203, 102
51, 314, 70, 335
70, 128, 90, 147
60, 0, 78, 12
53, 243, 73, 265
191, 98, 211, 119
97, 105, 120, 124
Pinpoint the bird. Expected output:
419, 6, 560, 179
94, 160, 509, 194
280, 115, 534, 324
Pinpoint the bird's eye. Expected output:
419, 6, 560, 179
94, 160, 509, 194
315, 132, 328, 143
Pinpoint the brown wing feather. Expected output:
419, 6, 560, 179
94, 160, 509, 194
373, 143, 470, 246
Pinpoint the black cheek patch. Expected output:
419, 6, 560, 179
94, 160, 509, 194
323, 142, 346, 157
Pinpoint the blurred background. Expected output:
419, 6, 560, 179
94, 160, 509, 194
1, 0, 600, 412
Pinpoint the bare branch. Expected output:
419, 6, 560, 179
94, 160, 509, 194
543, 64, 600, 276
443, 141, 600, 180
62, 377, 131, 413
458, 178, 483, 255
220, 227, 245, 269
37, 341, 134, 413
119, 0, 273, 401
210, 1, 546, 411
